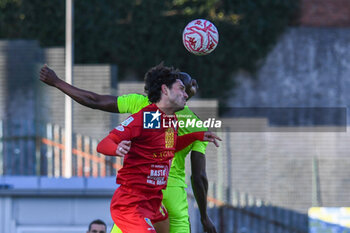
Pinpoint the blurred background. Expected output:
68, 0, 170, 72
1, 0, 350, 232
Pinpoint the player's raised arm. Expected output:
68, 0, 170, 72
39, 65, 119, 113
176, 131, 221, 152
97, 135, 131, 157
97, 113, 142, 157
202, 131, 221, 147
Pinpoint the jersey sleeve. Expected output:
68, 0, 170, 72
176, 106, 209, 154
175, 131, 205, 152
110, 114, 143, 141
191, 140, 208, 154
117, 93, 150, 114
97, 113, 143, 156
96, 134, 120, 156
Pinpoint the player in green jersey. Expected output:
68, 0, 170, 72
40, 65, 217, 233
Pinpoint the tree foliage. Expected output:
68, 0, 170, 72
0, 0, 299, 104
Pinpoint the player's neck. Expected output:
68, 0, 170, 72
155, 102, 175, 116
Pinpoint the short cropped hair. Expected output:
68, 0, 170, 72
144, 63, 182, 103
178, 72, 192, 88
88, 219, 106, 231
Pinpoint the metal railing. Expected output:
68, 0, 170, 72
0, 120, 121, 177
187, 187, 308, 233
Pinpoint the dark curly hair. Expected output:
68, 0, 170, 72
144, 63, 182, 103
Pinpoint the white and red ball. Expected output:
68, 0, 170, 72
182, 19, 219, 56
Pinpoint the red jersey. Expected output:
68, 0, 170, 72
97, 104, 204, 192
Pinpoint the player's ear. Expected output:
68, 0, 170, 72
161, 84, 169, 96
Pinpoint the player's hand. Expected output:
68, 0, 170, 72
39, 64, 61, 87
201, 215, 217, 233
203, 131, 221, 147
116, 140, 131, 157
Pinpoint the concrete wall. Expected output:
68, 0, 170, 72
0, 40, 43, 123
222, 27, 350, 212
0, 41, 118, 175
229, 27, 350, 112
0, 40, 44, 175
213, 122, 350, 213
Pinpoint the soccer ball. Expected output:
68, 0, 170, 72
182, 19, 219, 56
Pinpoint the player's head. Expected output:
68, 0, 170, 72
179, 72, 198, 100
144, 63, 188, 111
87, 219, 106, 233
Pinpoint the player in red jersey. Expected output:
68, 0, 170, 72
40, 64, 218, 233
97, 64, 221, 233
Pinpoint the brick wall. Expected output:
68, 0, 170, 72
299, 0, 350, 27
